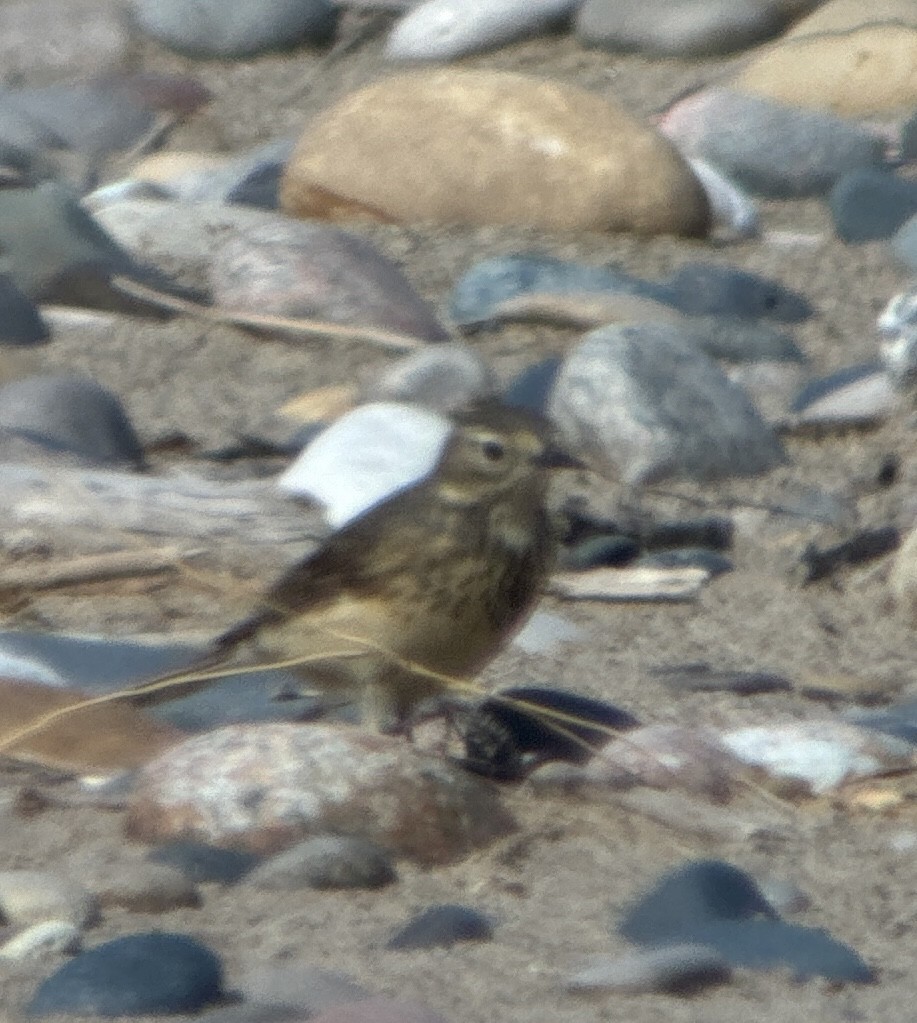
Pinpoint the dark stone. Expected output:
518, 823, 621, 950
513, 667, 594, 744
618, 860, 776, 945
558, 534, 639, 570
148, 840, 261, 885
502, 358, 562, 415
686, 918, 876, 983
26, 932, 224, 1016
688, 316, 805, 363
387, 904, 493, 950
463, 686, 640, 781
662, 263, 812, 322
226, 161, 283, 210
0, 374, 144, 467
651, 663, 792, 695
800, 526, 901, 584
0, 272, 48, 345
829, 170, 917, 243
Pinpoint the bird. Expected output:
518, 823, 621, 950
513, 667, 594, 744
120, 402, 575, 732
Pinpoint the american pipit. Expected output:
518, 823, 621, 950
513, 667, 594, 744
127, 402, 574, 731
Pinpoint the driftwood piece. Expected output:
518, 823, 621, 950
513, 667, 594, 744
0, 463, 327, 565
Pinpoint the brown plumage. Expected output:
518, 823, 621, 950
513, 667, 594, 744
128, 403, 565, 730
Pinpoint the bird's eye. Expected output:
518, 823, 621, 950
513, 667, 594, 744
481, 439, 505, 462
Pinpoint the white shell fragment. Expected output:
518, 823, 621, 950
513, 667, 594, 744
276, 402, 452, 527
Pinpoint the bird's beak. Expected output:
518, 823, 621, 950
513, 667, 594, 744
536, 443, 585, 470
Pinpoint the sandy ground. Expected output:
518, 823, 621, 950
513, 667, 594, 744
0, 12, 916, 1022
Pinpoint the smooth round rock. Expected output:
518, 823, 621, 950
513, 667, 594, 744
26, 932, 225, 1017
829, 170, 917, 242
735, 23, 917, 116
502, 358, 562, 414
566, 945, 731, 994
129, 0, 338, 57
659, 88, 884, 198
148, 840, 261, 885
92, 862, 201, 913
576, 0, 811, 57
549, 323, 786, 483
0, 374, 144, 468
0, 871, 97, 929
387, 904, 493, 949
249, 835, 397, 890
372, 344, 496, 412
385, 0, 576, 61
662, 263, 811, 322
280, 70, 709, 236
618, 860, 776, 945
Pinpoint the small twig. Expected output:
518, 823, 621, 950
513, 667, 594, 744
110, 276, 428, 353
0, 547, 190, 594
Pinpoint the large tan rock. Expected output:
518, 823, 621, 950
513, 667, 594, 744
280, 70, 709, 236
736, 23, 917, 116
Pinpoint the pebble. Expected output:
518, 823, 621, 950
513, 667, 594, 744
463, 686, 639, 781
0, 273, 48, 346
0, 870, 98, 929
311, 997, 450, 1023
789, 364, 897, 429
280, 70, 709, 235
548, 323, 786, 484
0, 374, 144, 468
248, 835, 397, 890
387, 904, 494, 949
0, 0, 129, 84
720, 719, 914, 795
209, 219, 449, 342
26, 932, 225, 1017
371, 344, 496, 412
659, 88, 884, 198
799, 525, 900, 583
735, 20, 917, 117
92, 861, 201, 913
0, 920, 81, 961
565, 945, 731, 994
277, 402, 452, 527
829, 170, 917, 243
127, 723, 517, 865
576, 0, 807, 57
386, 0, 576, 60
129, 0, 338, 57
148, 840, 261, 885
661, 263, 811, 322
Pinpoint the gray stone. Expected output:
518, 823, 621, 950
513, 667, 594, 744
577, 0, 813, 57
249, 835, 397, 890
130, 0, 338, 57
659, 88, 885, 198
549, 323, 786, 484
92, 861, 201, 913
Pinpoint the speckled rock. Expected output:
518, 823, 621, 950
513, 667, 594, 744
549, 323, 785, 483
127, 724, 516, 865
280, 71, 710, 236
